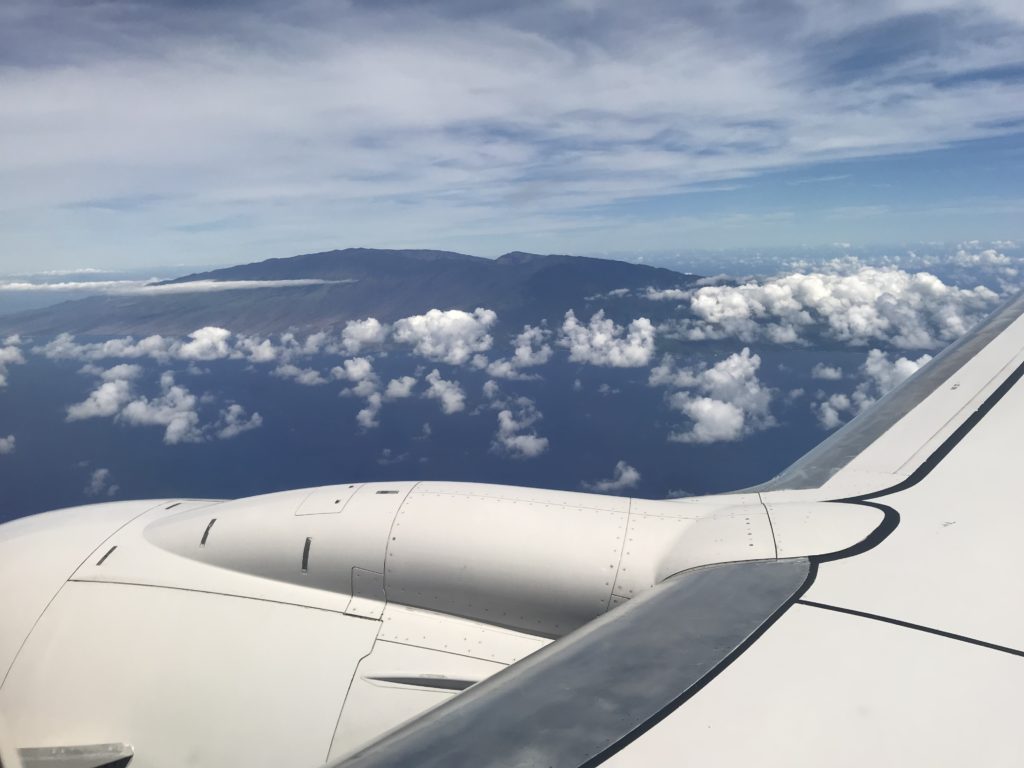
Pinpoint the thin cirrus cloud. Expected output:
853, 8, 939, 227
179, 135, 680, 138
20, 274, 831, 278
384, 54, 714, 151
3, 1, 1024, 267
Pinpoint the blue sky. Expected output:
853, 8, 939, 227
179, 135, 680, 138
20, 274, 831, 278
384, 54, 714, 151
1, 0, 1023, 271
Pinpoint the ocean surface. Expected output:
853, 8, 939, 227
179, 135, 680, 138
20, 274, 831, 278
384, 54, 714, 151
0, 345, 867, 522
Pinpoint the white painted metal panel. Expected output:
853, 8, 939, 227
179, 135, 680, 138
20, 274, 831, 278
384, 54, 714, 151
296, 483, 363, 515
0, 499, 181, 684
612, 496, 775, 599
74, 497, 354, 613
602, 604, 1024, 766
379, 604, 549, 665
765, 501, 883, 558
329, 641, 505, 762
830, 317, 1024, 492
386, 485, 628, 635
803, 374, 1024, 650
0, 581, 379, 768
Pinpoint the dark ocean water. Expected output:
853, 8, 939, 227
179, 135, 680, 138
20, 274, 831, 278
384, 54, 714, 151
0, 346, 869, 523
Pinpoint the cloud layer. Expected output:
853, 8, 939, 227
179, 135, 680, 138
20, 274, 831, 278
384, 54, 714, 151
3, 2, 1024, 263
664, 265, 1000, 348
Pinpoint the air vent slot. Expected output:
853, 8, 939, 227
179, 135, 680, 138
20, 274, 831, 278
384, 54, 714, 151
199, 518, 217, 547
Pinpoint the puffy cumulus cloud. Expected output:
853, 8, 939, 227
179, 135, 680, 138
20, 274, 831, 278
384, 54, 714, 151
67, 367, 262, 444
356, 392, 383, 429
424, 369, 466, 414
273, 363, 327, 386
341, 318, 389, 354
384, 376, 417, 399
486, 324, 553, 379
651, 348, 775, 444
0, 435, 14, 455
332, 356, 375, 384
234, 334, 279, 363
67, 378, 135, 420
39, 332, 172, 362
332, 356, 379, 397
85, 467, 119, 497
119, 372, 204, 444
331, 356, 385, 427
950, 248, 1012, 268
862, 349, 933, 396
583, 461, 642, 493
493, 398, 549, 459
174, 327, 232, 361
672, 267, 1000, 349
558, 310, 655, 367
812, 348, 933, 430
811, 363, 843, 381
393, 308, 496, 365
0, 336, 26, 388
216, 404, 263, 439
38, 328, 238, 363
645, 287, 690, 301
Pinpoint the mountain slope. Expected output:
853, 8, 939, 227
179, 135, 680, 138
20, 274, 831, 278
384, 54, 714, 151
0, 248, 698, 336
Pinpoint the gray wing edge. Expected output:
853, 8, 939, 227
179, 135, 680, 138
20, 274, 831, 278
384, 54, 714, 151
328, 558, 811, 768
745, 290, 1024, 493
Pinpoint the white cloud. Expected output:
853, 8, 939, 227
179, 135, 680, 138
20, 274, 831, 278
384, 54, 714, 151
119, 372, 204, 444
0, 435, 14, 455
645, 287, 690, 301
66, 367, 261, 443
672, 266, 1000, 349
329, 356, 388, 427
39, 328, 238, 363
811, 363, 843, 380
583, 461, 641, 493
0, 337, 26, 388
85, 467, 119, 497
492, 397, 549, 459
0, 279, 344, 294
174, 327, 233, 361
332, 356, 375, 383
341, 318, 389, 354
217, 403, 263, 439
812, 348, 933, 430
357, 392, 383, 429
384, 375, 417, 399
38, 332, 175, 362
234, 334, 279, 363
424, 369, 466, 414
559, 310, 655, 367
67, 378, 135, 420
486, 324, 553, 379
273, 363, 327, 386
393, 308, 496, 365
651, 347, 775, 444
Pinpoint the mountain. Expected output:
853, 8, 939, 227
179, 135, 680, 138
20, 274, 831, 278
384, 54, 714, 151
0, 248, 699, 336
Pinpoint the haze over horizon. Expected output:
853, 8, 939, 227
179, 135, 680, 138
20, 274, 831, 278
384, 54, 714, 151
1, 0, 1023, 272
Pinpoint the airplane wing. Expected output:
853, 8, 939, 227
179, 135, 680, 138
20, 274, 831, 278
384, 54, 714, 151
329, 291, 1024, 768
